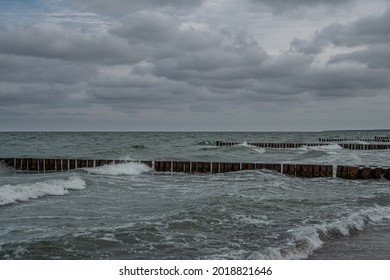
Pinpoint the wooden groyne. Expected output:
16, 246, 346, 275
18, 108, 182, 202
0, 158, 119, 172
152, 161, 333, 178
216, 141, 390, 150
319, 137, 390, 142
336, 165, 390, 180
1, 158, 390, 180
375, 136, 390, 141
0, 158, 323, 177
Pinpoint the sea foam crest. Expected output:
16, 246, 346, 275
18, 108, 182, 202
0, 176, 86, 206
252, 206, 390, 260
299, 144, 343, 151
237, 141, 266, 154
85, 162, 152, 175
237, 141, 250, 147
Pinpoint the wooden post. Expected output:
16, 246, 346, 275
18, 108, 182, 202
348, 166, 359, 180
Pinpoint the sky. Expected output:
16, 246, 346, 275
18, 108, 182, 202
0, 0, 389, 131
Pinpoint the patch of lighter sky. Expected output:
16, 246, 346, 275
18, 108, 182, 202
96, 65, 133, 79
188, 0, 389, 56
250, 1, 388, 55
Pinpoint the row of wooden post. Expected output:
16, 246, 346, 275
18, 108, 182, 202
319, 138, 390, 142
336, 166, 390, 180
1, 158, 390, 180
375, 136, 390, 141
215, 141, 390, 150
0, 158, 122, 172
150, 161, 333, 178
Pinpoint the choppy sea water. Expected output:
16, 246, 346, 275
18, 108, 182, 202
0, 130, 390, 260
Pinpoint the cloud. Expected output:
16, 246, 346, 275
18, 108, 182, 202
250, 0, 355, 13
291, 8, 390, 54
0, 55, 94, 84
0, 23, 142, 64
297, 67, 390, 97
110, 11, 225, 53
0, 0, 389, 131
0, 81, 86, 107
66, 0, 205, 14
329, 45, 390, 69
110, 12, 283, 89
110, 11, 178, 43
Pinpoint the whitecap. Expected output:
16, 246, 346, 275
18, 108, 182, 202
0, 176, 86, 206
84, 162, 152, 176
251, 205, 390, 260
299, 144, 343, 152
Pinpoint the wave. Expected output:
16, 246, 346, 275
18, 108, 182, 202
299, 144, 343, 152
254, 148, 266, 154
295, 145, 365, 165
251, 205, 390, 260
235, 141, 266, 154
235, 142, 343, 152
232, 214, 272, 226
131, 145, 146, 149
84, 162, 152, 176
119, 155, 135, 161
197, 140, 214, 146
0, 176, 86, 206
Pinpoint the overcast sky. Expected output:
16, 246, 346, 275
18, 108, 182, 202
0, 0, 389, 131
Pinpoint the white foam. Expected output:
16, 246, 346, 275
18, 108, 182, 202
237, 141, 266, 154
315, 206, 390, 236
98, 233, 121, 243
238, 141, 251, 147
304, 147, 364, 166
0, 176, 86, 206
254, 148, 266, 154
253, 206, 390, 260
84, 162, 152, 176
299, 144, 343, 152
119, 155, 134, 161
233, 214, 273, 226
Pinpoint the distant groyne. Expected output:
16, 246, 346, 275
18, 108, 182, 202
1, 158, 389, 180
319, 137, 390, 142
216, 141, 390, 150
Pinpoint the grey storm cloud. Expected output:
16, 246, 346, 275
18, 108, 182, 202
0, 0, 389, 131
0, 55, 94, 84
106, 11, 317, 105
329, 46, 390, 69
109, 11, 313, 88
296, 68, 390, 97
110, 12, 276, 88
0, 24, 143, 64
291, 8, 390, 54
0, 81, 85, 107
250, 0, 354, 12
66, 0, 205, 13
110, 11, 227, 55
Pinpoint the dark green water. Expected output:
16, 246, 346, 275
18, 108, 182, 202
1, 131, 390, 259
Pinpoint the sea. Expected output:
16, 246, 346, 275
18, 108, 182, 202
0, 130, 389, 260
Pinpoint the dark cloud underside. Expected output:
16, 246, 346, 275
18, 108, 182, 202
0, 0, 389, 131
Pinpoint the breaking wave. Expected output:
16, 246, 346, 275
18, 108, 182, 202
299, 144, 343, 152
0, 176, 86, 206
84, 162, 152, 176
236, 141, 266, 154
251, 206, 390, 260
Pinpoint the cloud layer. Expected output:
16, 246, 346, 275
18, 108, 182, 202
0, 0, 389, 131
